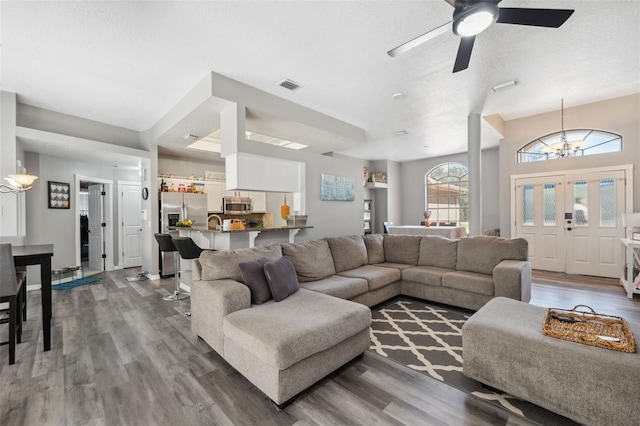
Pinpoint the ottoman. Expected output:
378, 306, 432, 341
462, 297, 640, 426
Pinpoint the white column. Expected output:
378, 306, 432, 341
468, 113, 482, 236
220, 102, 246, 158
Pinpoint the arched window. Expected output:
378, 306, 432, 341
517, 129, 622, 163
425, 163, 468, 228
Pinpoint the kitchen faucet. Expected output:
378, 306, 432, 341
207, 214, 223, 229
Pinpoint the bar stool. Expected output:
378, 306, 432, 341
172, 237, 204, 315
154, 233, 188, 301
0, 243, 26, 365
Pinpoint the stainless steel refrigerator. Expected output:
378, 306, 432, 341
159, 192, 208, 276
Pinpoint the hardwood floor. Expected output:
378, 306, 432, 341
0, 269, 638, 425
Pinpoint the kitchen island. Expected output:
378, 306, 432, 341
173, 225, 313, 250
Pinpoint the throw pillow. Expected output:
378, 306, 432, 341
238, 257, 272, 305
264, 257, 300, 302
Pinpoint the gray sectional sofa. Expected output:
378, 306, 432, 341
190, 234, 531, 406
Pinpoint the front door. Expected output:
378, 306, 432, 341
515, 175, 565, 272
122, 184, 142, 268
514, 169, 627, 278
88, 184, 105, 271
564, 171, 625, 277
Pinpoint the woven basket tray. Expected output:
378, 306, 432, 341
542, 305, 636, 353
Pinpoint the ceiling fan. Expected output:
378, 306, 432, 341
387, 0, 574, 73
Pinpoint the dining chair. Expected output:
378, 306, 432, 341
0, 243, 27, 365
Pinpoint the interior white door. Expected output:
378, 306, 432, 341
122, 184, 142, 268
565, 171, 625, 277
88, 184, 105, 271
515, 176, 565, 272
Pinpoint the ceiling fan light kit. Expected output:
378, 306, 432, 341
388, 0, 574, 73
453, 3, 498, 37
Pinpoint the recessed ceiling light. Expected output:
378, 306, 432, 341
392, 92, 406, 100
491, 80, 519, 93
394, 130, 408, 136
183, 134, 199, 141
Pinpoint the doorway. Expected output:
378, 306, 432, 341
75, 175, 114, 275
512, 165, 633, 278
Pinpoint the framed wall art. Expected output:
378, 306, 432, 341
48, 181, 71, 209
321, 174, 355, 201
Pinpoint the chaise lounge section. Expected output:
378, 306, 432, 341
191, 234, 531, 406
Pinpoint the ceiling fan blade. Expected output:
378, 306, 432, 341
387, 21, 452, 57
453, 36, 475, 73
496, 8, 574, 28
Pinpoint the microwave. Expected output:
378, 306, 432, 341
223, 197, 252, 215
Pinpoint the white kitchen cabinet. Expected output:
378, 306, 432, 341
224, 190, 251, 198
250, 191, 267, 212
204, 182, 223, 212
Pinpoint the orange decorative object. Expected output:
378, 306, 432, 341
229, 219, 245, 230
281, 195, 290, 220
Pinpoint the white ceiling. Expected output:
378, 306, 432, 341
2, 1, 639, 163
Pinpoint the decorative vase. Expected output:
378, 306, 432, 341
425, 220, 430, 227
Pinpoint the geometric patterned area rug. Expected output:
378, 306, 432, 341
369, 298, 578, 426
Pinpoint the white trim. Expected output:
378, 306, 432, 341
75, 175, 115, 271
117, 180, 141, 268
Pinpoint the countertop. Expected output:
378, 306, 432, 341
170, 225, 313, 233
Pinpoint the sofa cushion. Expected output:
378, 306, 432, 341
238, 257, 272, 305
456, 236, 528, 275
363, 234, 385, 264
402, 265, 448, 287
200, 244, 282, 282
281, 239, 336, 282
300, 275, 368, 300
376, 262, 415, 271
383, 235, 422, 264
264, 257, 299, 302
223, 288, 371, 370
418, 235, 458, 270
442, 271, 494, 296
327, 236, 368, 273
337, 265, 401, 291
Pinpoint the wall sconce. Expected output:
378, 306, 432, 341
0, 174, 38, 193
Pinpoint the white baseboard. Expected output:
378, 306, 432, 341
180, 282, 191, 293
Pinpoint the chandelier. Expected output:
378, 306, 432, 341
541, 99, 583, 158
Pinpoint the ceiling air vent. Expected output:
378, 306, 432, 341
279, 79, 300, 91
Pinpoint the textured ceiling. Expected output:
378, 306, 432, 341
2, 1, 639, 163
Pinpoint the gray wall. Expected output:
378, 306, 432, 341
399, 147, 500, 233
17, 104, 142, 149
499, 93, 639, 237
24, 152, 139, 270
